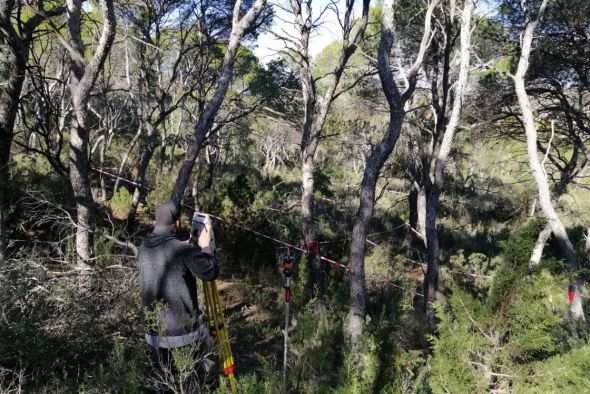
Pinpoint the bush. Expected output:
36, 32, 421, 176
429, 267, 570, 393
110, 187, 133, 219
513, 345, 590, 393
82, 340, 143, 393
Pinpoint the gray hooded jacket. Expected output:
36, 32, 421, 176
138, 229, 219, 341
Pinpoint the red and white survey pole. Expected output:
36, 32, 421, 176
568, 283, 577, 303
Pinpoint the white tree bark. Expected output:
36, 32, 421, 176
347, 0, 439, 345
287, 0, 371, 304
511, 0, 585, 320
530, 224, 553, 265
65, 0, 117, 268
171, 0, 268, 204
423, 0, 475, 331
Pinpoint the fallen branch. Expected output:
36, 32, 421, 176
103, 234, 138, 257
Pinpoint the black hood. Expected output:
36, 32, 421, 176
142, 232, 177, 248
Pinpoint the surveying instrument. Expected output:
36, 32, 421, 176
192, 213, 237, 393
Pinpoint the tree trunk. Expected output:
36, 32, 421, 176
423, 0, 474, 331
348, 122, 403, 343
407, 183, 427, 246
114, 124, 142, 194
512, 0, 584, 320
585, 228, 590, 263
170, 0, 268, 205
205, 140, 220, 189
302, 151, 324, 302
347, 0, 438, 345
158, 135, 167, 174
168, 110, 183, 172
529, 150, 578, 266
128, 123, 158, 222
191, 158, 201, 210
530, 223, 552, 266
0, 2, 37, 262
291, 0, 371, 304
424, 182, 443, 329
99, 131, 109, 201
69, 106, 95, 266
65, 0, 116, 268
0, 50, 25, 263
349, 0, 402, 345
529, 182, 569, 266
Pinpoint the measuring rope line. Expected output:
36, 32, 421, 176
90, 166, 142, 187
89, 165, 350, 270
194, 209, 350, 269
41, 165, 590, 304
89, 165, 446, 281
90, 165, 443, 299
184, 205, 350, 270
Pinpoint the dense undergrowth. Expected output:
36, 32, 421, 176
1, 145, 589, 393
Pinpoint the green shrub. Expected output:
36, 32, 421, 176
82, 340, 143, 394
145, 174, 176, 213
448, 250, 494, 296
513, 345, 590, 393
429, 266, 570, 394
429, 292, 490, 394
213, 363, 281, 394
110, 187, 133, 219
94, 232, 116, 269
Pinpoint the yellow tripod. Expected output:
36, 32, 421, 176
192, 212, 236, 392
202, 279, 237, 393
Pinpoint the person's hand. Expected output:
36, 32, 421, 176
197, 224, 211, 250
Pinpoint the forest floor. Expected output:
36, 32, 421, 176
1, 199, 435, 392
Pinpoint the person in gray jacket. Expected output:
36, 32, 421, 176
138, 200, 219, 387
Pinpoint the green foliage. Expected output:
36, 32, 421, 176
213, 362, 281, 394
0, 254, 142, 391
333, 337, 379, 394
429, 229, 574, 393
82, 340, 143, 394
429, 292, 490, 394
487, 223, 538, 308
365, 246, 395, 282
94, 232, 116, 269
109, 187, 133, 219
225, 173, 256, 215
287, 303, 347, 393
449, 250, 494, 296
145, 173, 176, 214
502, 270, 564, 360
249, 59, 299, 112
513, 345, 590, 393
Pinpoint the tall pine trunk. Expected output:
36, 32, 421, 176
512, 0, 584, 320
407, 183, 426, 246
128, 123, 158, 222
0, 2, 65, 262
65, 0, 116, 268
423, 0, 474, 331
347, 0, 438, 344
0, 45, 25, 263
170, 0, 268, 204
291, 0, 371, 304
69, 98, 95, 266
